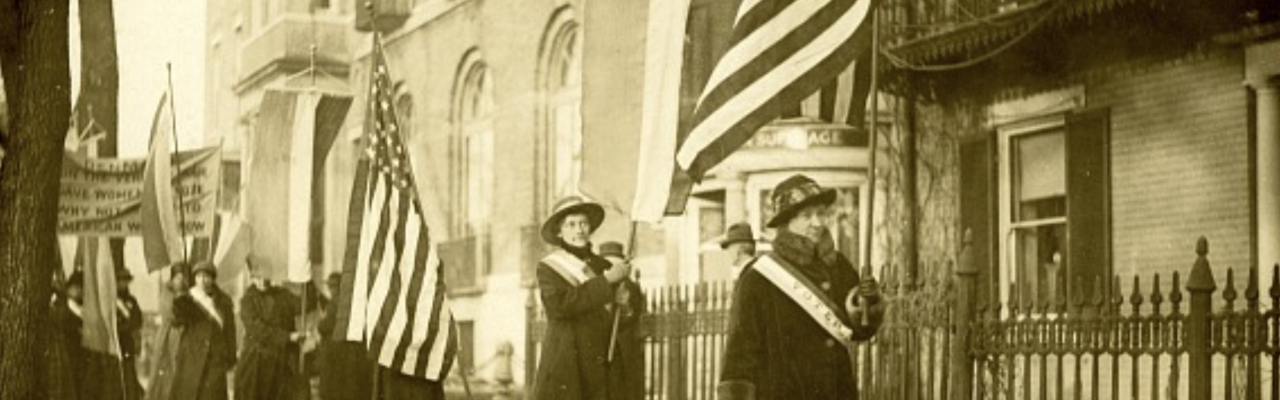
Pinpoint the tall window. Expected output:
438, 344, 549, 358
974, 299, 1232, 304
538, 8, 582, 217
453, 52, 494, 238
1004, 126, 1067, 308
987, 109, 1110, 313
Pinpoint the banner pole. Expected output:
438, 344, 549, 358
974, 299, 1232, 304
166, 63, 188, 264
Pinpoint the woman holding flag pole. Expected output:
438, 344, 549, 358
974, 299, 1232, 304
533, 196, 633, 400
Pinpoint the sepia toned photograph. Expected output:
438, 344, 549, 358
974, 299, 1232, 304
0, 0, 1277, 399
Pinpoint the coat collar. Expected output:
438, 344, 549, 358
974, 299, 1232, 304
770, 230, 841, 282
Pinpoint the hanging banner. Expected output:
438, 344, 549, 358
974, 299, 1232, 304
58, 147, 220, 237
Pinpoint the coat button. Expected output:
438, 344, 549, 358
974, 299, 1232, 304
825, 339, 836, 348
820, 282, 831, 291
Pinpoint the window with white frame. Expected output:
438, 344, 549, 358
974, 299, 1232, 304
1000, 121, 1068, 310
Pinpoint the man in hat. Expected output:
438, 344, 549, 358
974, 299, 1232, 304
720, 222, 757, 279
236, 256, 308, 400
597, 241, 645, 400
116, 267, 145, 400
718, 174, 884, 400
533, 196, 632, 400
172, 261, 237, 400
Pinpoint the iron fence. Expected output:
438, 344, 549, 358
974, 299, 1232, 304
527, 237, 1280, 400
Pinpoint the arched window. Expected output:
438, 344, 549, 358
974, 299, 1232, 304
537, 7, 582, 218
453, 50, 494, 238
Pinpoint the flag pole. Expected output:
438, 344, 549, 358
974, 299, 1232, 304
165, 63, 189, 264
607, 221, 639, 363
861, 11, 880, 279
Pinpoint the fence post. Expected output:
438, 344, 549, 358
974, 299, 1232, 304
1186, 237, 1216, 400
950, 231, 977, 400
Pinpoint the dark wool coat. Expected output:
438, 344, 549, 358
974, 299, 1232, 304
116, 292, 145, 400
235, 285, 308, 400
171, 288, 237, 400
719, 230, 883, 400
607, 279, 646, 400
317, 299, 375, 400
533, 246, 617, 400
45, 298, 85, 400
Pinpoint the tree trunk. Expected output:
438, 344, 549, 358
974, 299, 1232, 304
76, 0, 125, 267
0, 0, 73, 399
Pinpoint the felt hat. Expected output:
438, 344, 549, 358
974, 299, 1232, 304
720, 222, 756, 249
598, 241, 625, 259
540, 196, 605, 245
766, 174, 837, 228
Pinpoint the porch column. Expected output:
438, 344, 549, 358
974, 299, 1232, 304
722, 172, 747, 227
1247, 40, 1280, 298
1255, 79, 1279, 288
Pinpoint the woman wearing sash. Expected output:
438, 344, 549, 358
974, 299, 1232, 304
718, 175, 885, 400
171, 261, 237, 400
533, 196, 632, 400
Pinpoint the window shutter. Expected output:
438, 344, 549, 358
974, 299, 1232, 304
1066, 108, 1110, 302
960, 133, 997, 305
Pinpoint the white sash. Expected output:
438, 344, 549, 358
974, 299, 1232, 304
753, 255, 854, 348
542, 250, 590, 286
191, 288, 224, 327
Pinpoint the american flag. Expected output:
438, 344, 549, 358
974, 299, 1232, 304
632, 0, 878, 221
333, 35, 457, 381
675, 0, 880, 181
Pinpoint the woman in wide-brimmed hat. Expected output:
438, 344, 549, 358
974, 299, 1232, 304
533, 196, 632, 400
718, 174, 884, 400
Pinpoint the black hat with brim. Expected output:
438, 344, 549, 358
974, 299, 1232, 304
766, 174, 837, 228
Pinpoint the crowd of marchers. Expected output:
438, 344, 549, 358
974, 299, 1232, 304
45, 258, 375, 400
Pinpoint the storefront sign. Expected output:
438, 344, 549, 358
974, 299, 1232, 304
744, 125, 865, 149
58, 148, 220, 237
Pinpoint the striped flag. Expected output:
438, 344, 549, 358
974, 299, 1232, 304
80, 236, 121, 356
332, 36, 457, 381
676, 0, 879, 181
141, 92, 185, 270
631, 0, 877, 221
246, 89, 352, 282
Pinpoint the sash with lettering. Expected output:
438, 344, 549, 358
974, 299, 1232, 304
541, 250, 592, 286
752, 254, 855, 348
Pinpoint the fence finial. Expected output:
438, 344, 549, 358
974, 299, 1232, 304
1186, 237, 1216, 292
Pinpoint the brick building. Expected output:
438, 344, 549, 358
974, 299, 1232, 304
871, 0, 1279, 307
